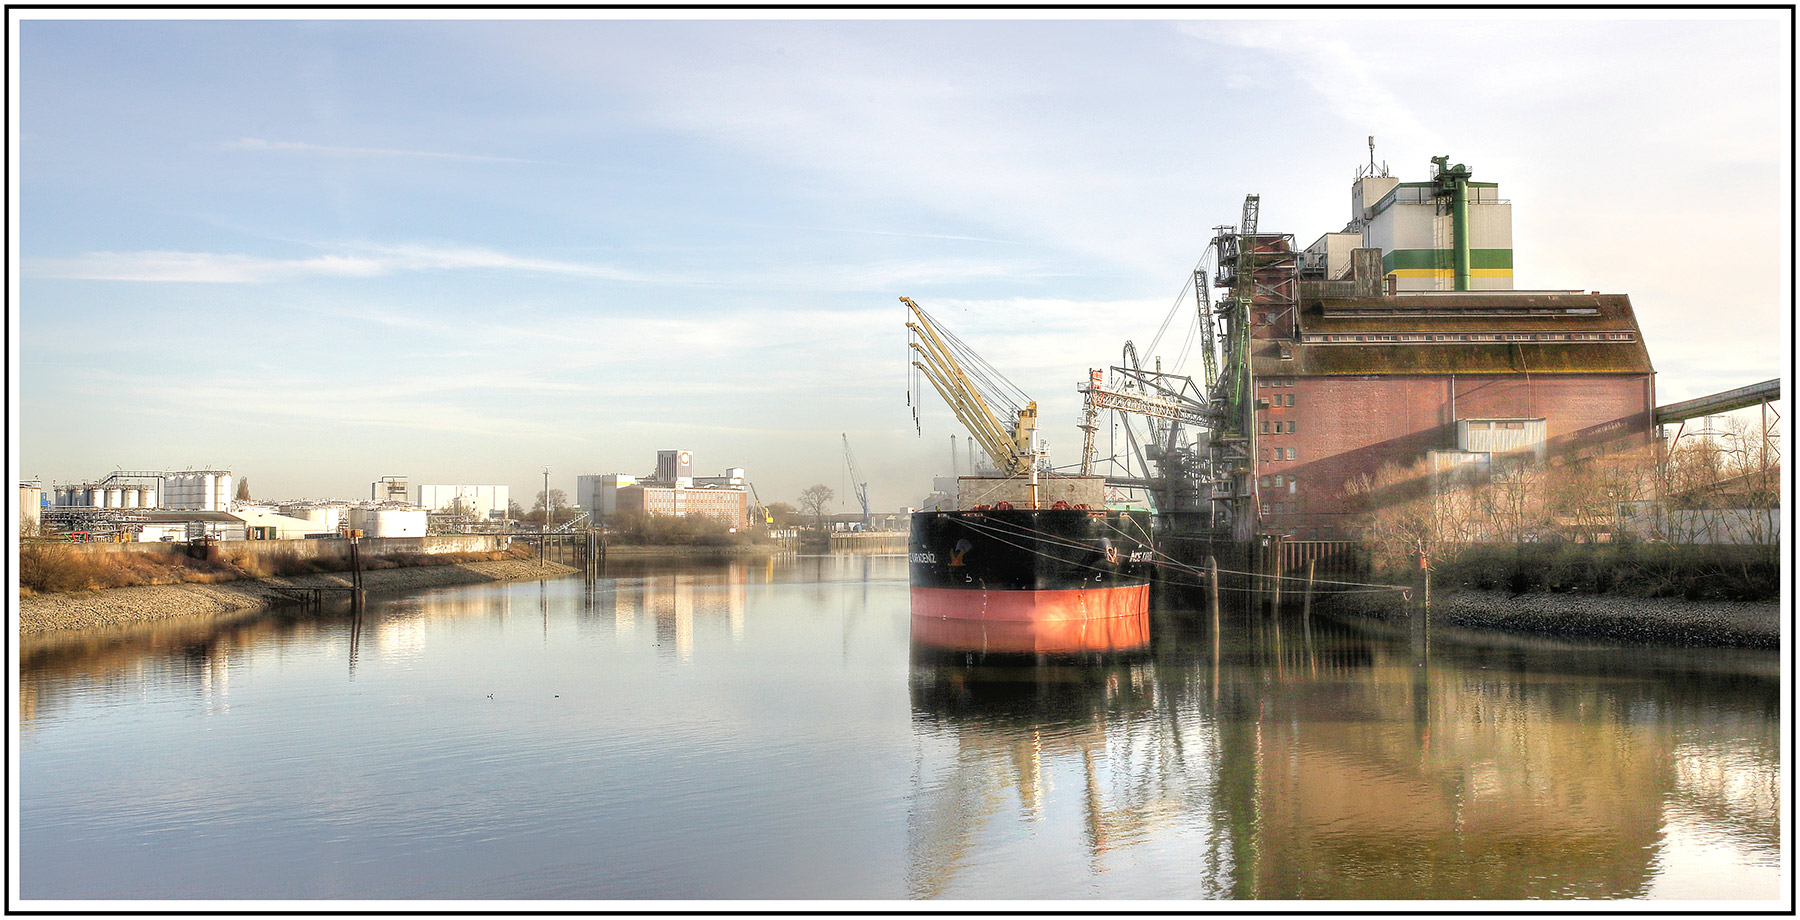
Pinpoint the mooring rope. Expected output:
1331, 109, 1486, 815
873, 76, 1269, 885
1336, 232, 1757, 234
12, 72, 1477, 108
943, 512, 1411, 596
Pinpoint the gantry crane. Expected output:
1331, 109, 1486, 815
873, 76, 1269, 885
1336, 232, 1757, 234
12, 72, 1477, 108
841, 433, 871, 528
904, 296, 1040, 479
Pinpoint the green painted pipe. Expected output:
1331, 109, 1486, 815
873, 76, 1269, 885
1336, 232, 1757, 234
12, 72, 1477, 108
1453, 175, 1471, 291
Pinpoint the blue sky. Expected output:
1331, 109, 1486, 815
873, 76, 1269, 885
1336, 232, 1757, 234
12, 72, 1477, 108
11, 11, 1791, 511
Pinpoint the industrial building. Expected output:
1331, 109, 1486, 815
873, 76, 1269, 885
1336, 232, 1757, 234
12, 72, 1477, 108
49, 469, 234, 511
415, 484, 509, 520
1233, 155, 1655, 540
577, 473, 636, 518
592, 450, 752, 528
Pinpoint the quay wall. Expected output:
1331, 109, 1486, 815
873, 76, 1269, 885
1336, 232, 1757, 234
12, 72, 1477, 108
831, 531, 908, 554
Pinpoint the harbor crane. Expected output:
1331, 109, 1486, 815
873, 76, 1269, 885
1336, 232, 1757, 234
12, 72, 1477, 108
904, 296, 1040, 479
841, 433, 871, 528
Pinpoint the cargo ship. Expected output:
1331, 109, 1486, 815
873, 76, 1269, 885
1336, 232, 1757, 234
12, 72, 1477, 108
908, 502, 1154, 656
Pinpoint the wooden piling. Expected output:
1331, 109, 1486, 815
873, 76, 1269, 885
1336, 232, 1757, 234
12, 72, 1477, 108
1302, 557, 1315, 622
1207, 555, 1221, 628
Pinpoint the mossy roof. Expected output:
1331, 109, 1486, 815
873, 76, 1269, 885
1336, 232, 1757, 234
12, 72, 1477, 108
1258, 291, 1653, 376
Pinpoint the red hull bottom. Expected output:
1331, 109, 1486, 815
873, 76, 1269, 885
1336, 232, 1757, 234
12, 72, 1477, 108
909, 584, 1151, 654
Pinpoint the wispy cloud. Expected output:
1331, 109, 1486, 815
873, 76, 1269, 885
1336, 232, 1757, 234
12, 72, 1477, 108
222, 137, 535, 164
26, 243, 653, 284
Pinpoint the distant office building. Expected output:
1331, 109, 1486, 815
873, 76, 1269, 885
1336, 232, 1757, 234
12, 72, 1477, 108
416, 484, 509, 520
656, 450, 694, 487
615, 483, 748, 529
371, 476, 409, 503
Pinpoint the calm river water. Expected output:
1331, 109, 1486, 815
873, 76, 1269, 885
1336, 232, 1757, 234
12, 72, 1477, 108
16, 555, 1784, 904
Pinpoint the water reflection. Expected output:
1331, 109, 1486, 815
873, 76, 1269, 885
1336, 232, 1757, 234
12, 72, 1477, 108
585, 564, 750, 661
15, 558, 1781, 902
905, 591, 1781, 900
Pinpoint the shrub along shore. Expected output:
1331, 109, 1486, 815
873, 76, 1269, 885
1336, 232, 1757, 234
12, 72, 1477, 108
17, 556, 585, 636
16, 538, 803, 636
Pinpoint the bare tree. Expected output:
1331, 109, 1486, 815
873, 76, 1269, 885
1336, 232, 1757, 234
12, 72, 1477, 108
797, 484, 834, 530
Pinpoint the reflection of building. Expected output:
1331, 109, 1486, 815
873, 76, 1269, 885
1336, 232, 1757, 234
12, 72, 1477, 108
597, 566, 750, 660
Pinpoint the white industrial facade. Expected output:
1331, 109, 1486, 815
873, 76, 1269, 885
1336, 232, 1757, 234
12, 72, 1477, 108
1308, 162, 1515, 293
578, 473, 639, 518
416, 484, 509, 519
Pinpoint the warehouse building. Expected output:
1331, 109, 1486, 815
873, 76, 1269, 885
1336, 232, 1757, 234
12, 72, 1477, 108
1242, 156, 1655, 539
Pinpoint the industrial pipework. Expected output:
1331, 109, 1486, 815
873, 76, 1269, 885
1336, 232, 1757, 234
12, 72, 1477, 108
1431, 155, 1474, 291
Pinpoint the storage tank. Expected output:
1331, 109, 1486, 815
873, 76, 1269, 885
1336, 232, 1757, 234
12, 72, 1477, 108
199, 473, 216, 510
215, 473, 234, 510
282, 504, 343, 532
123, 488, 139, 508
348, 506, 427, 538
106, 488, 123, 508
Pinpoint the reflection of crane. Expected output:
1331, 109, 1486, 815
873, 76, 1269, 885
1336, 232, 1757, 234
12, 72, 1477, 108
841, 433, 870, 528
903, 296, 1040, 478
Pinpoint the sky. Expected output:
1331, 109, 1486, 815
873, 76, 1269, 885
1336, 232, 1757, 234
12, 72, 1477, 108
9, 10, 1792, 513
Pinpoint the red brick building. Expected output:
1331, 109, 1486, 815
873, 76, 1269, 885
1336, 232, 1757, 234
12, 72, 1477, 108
615, 483, 750, 530
1249, 278, 1656, 539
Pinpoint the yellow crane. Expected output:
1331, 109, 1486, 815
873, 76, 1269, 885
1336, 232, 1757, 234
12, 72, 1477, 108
903, 296, 1040, 478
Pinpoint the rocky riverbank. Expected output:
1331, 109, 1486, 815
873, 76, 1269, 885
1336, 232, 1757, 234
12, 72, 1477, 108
17, 558, 583, 636
1320, 587, 1781, 649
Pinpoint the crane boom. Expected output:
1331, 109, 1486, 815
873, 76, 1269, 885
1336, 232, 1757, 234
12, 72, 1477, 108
903, 297, 1039, 477
841, 433, 871, 526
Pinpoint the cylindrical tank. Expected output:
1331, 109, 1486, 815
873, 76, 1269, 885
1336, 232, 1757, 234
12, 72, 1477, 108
199, 474, 216, 510
216, 474, 234, 509
106, 488, 122, 508
123, 488, 139, 508
143, 487, 158, 509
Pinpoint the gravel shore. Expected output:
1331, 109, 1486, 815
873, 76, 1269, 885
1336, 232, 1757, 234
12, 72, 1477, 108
1321, 587, 1781, 649
17, 558, 583, 636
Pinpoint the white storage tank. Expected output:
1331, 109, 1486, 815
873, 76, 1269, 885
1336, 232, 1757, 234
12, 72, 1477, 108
106, 488, 124, 508
122, 488, 139, 508
215, 473, 234, 510
281, 504, 344, 533
348, 506, 427, 538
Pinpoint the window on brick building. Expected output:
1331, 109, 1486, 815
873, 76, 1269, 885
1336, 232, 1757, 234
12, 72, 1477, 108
1289, 479, 1298, 494
1285, 421, 1297, 433
1260, 420, 1270, 434
1285, 448, 1297, 461
1260, 476, 1271, 489
1285, 393, 1296, 407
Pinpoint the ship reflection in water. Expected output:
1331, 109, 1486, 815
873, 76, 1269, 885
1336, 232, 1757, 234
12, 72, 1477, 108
904, 606, 1781, 900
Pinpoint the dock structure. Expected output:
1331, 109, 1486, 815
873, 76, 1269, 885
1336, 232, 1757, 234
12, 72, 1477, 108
1654, 379, 1780, 428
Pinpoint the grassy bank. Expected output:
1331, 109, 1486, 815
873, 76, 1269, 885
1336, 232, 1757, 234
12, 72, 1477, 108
1429, 542, 1779, 602
17, 542, 536, 597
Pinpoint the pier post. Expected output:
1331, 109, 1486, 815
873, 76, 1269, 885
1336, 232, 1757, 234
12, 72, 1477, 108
348, 530, 366, 611
1302, 558, 1315, 623
1271, 541, 1282, 615
1207, 555, 1221, 627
